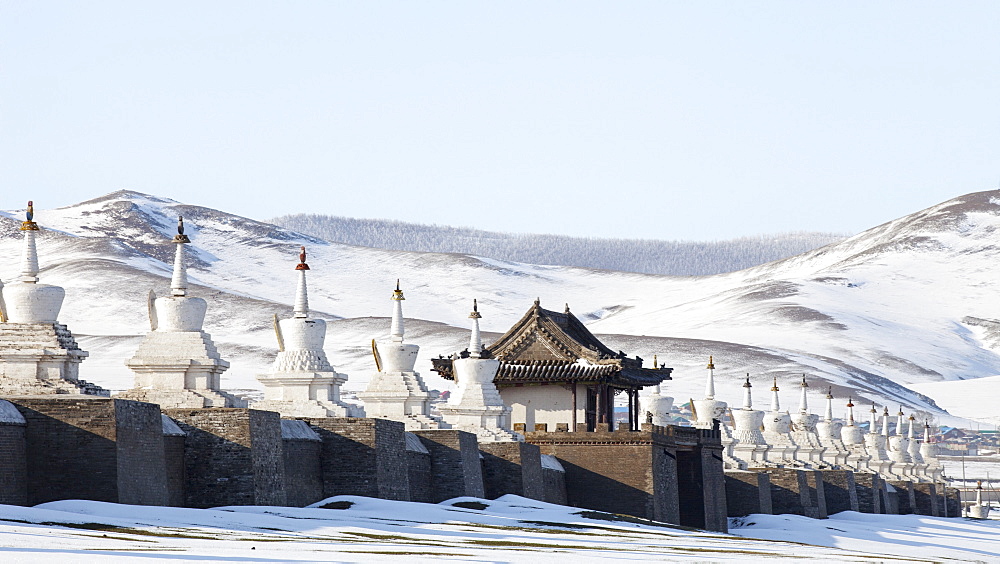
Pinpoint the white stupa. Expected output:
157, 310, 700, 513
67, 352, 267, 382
357, 281, 442, 428
761, 377, 800, 465
919, 422, 943, 482
888, 406, 913, 464
840, 398, 871, 470
642, 356, 675, 426
729, 375, 768, 468
692, 356, 728, 429
0, 201, 104, 395
814, 386, 848, 466
253, 246, 359, 417
789, 375, 825, 464
119, 217, 242, 408
437, 300, 520, 442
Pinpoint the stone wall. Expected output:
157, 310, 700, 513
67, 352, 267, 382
525, 424, 680, 526
888, 480, 915, 515
281, 420, 323, 507
164, 408, 286, 508
698, 428, 728, 533
12, 397, 168, 506
163, 434, 186, 507
479, 441, 544, 501
724, 471, 772, 517
854, 472, 885, 514
304, 417, 409, 501
540, 455, 568, 505
945, 487, 961, 517
0, 402, 27, 506
913, 482, 940, 516
821, 470, 859, 515
412, 429, 485, 502
756, 468, 822, 518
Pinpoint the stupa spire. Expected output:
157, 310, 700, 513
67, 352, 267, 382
705, 356, 716, 399
19, 200, 40, 283
923, 421, 931, 443
293, 246, 310, 318
468, 299, 482, 358
869, 403, 878, 432
742, 374, 753, 410
770, 376, 781, 412
881, 406, 891, 436
896, 406, 906, 437
823, 386, 833, 422
170, 216, 191, 297
907, 413, 916, 439
390, 279, 405, 342
846, 397, 856, 426
798, 374, 809, 413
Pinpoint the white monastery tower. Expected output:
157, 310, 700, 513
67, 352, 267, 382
254, 247, 359, 417
0, 201, 104, 395
119, 217, 242, 408
438, 300, 519, 442
357, 281, 442, 428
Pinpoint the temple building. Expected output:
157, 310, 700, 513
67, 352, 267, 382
432, 299, 671, 432
0, 201, 104, 395
118, 217, 242, 408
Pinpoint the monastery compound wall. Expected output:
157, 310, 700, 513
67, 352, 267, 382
0, 203, 964, 534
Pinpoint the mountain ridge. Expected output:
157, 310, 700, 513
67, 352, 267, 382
3, 189, 999, 426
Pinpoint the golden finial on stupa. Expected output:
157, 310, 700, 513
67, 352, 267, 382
21, 200, 38, 231
391, 279, 405, 301
172, 216, 191, 243
295, 246, 310, 270
706, 355, 715, 370
469, 298, 482, 319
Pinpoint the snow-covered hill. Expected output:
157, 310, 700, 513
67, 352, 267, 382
3, 190, 1000, 425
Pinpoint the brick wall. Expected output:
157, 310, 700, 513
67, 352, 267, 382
698, 429, 728, 533
806, 470, 828, 519
412, 429, 485, 502
724, 471, 771, 517
113, 400, 170, 506
756, 468, 821, 518
164, 408, 286, 508
407, 450, 433, 503
283, 439, 323, 507
945, 487, 961, 517
13, 397, 168, 506
0, 422, 27, 505
525, 424, 680, 525
479, 442, 544, 501
163, 434, 186, 507
821, 470, 859, 514
913, 482, 940, 516
854, 472, 884, 514
542, 467, 567, 505
888, 480, 915, 515
304, 417, 409, 502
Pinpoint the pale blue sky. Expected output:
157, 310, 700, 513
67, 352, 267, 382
2, 2, 998, 239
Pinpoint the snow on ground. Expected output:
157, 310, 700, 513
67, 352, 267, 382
1, 496, 998, 562
910, 375, 1000, 426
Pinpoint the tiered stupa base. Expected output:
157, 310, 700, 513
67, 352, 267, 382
0, 323, 106, 396
438, 405, 521, 442
116, 387, 244, 408
252, 399, 358, 418
358, 370, 443, 430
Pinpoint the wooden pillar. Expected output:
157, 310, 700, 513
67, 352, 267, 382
625, 388, 633, 431
571, 383, 578, 430
596, 384, 605, 425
